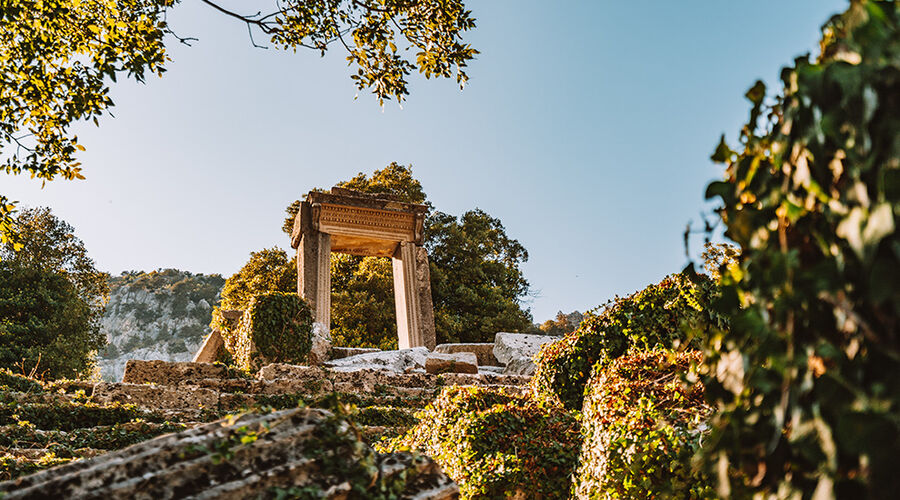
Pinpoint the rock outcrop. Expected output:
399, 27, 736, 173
99, 270, 224, 381
0, 408, 459, 499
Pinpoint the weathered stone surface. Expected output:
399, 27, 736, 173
425, 352, 478, 375
503, 357, 537, 376
0, 408, 459, 500
121, 359, 229, 385
323, 347, 430, 373
493, 333, 558, 366
307, 322, 333, 365
434, 343, 499, 366
477, 366, 504, 375
331, 347, 382, 360
93, 382, 218, 410
192, 329, 224, 363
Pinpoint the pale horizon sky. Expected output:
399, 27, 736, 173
4, 0, 847, 322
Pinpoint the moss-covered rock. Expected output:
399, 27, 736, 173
384, 386, 581, 499
573, 349, 714, 499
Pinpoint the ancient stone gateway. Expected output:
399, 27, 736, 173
290, 187, 436, 350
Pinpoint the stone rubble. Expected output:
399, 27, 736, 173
433, 343, 499, 366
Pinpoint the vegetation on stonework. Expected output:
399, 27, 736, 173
0, 207, 108, 380
229, 292, 314, 371
210, 248, 297, 361
0, 0, 478, 245
0, 395, 163, 431
573, 349, 714, 499
0, 369, 43, 393
0, 453, 71, 482
0, 420, 186, 458
698, 2, 900, 497
281, 163, 533, 348
383, 386, 581, 499
532, 272, 721, 410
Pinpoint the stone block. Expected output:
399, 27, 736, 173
331, 347, 382, 360
435, 343, 499, 366
503, 357, 537, 377
425, 352, 478, 375
493, 333, 559, 366
0, 408, 459, 499
121, 360, 229, 385
324, 347, 429, 373
93, 382, 218, 410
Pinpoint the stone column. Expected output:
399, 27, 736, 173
392, 241, 423, 349
298, 230, 331, 332
414, 246, 437, 350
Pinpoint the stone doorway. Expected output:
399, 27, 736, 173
289, 187, 436, 349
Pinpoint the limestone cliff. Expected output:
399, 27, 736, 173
98, 269, 225, 381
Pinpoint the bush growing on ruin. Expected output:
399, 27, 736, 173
573, 349, 714, 499
532, 272, 720, 410
229, 292, 314, 371
698, 2, 900, 496
383, 386, 581, 499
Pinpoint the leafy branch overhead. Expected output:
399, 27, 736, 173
0, 0, 478, 246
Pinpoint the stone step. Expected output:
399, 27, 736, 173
0, 408, 458, 499
121, 360, 531, 391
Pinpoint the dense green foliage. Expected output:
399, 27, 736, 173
0, 369, 43, 393
700, 2, 900, 497
0, 0, 478, 243
384, 386, 581, 499
533, 273, 718, 410
0, 208, 108, 379
210, 248, 296, 357
229, 292, 314, 371
536, 310, 584, 336
282, 163, 533, 347
573, 350, 713, 499
426, 209, 533, 343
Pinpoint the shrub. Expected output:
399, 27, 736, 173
573, 349, 714, 499
0, 370, 43, 393
383, 386, 581, 499
533, 273, 718, 410
226, 292, 314, 371
699, 2, 899, 496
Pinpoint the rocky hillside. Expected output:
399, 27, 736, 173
98, 269, 225, 381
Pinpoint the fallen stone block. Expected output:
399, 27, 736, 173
434, 343, 499, 366
425, 352, 478, 375
324, 347, 430, 373
0, 408, 459, 499
493, 333, 558, 366
331, 347, 382, 360
121, 359, 230, 385
503, 357, 537, 376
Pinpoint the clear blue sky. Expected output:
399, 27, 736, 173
5, 0, 847, 322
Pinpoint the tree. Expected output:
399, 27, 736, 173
0, 207, 108, 379
700, 1, 899, 496
1, 0, 478, 246
426, 209, 532, 343
281, 163, 533, 347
